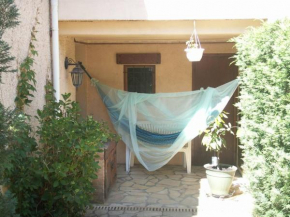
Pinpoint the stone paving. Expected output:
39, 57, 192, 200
86, 164, 254, 217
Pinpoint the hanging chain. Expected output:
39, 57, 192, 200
190, 21, 201, 49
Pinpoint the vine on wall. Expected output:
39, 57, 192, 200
14, 11, 39, 110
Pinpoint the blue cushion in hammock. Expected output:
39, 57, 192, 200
98, 86, 180, 145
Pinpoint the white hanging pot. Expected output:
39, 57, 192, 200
185, 21, 204, 62
184, 48, 204, 62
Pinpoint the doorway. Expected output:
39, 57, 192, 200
192, 54, 239, 166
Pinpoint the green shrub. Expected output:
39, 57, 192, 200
0, 191, 19, 217
232, 19, 290, 217
0, 103, 36, 185
4, 82, 117, 217
0, 103, 33, 217
0, 0, 23, 185
0, 1, 28, 215
0, 0, 19, 82
201, 112, 234, 153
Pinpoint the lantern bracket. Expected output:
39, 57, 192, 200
65, 57, 92, 87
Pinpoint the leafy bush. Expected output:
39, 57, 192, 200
0, 191, 19, 217
232, 19, 290, 217
0, 0, 19, 82
201, 111, 234, 166
0, 103, 31, 217
202, 111, 234, 153
0, 103, 36, 185
0, 103, 37, 217
0, 0, 23, 215
4, 82, 117, 217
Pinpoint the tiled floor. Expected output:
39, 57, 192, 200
86, 164, 254, 217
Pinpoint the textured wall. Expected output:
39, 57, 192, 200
59, 36, 76, 100
0, 0, 51, 128
74, 42, 236, 164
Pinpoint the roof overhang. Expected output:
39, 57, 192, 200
59, 20, 264, 44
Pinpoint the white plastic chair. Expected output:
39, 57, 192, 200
125, 121, 192, 174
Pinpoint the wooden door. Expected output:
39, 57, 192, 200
192, 54, 239, 166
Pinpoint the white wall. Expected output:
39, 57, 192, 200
59, 0, 290, 21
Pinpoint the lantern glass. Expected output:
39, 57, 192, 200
71, 65, 83, 87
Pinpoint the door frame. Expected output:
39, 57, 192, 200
192, 53, 241, 171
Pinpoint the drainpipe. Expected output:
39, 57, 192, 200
51, 0, 60, 102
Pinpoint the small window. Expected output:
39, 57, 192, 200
124, 65, 155, 93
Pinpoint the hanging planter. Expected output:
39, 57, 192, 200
184, 47, 204, 62
185, 21, 204, 62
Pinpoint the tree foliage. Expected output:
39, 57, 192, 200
201, 111, 234, 153
3, 82, 117, 217
0, 103, 36, 185
232, 19, 290, 217
0, 0, 20, 215
0, 190, 19, 217
0, 0, 19, 82
0, 103, 33, 217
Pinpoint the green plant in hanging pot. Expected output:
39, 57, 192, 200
184, 37, 205, 62
185, 37, 204, 62
186, 37, 199, 49
201, 111, 237, 197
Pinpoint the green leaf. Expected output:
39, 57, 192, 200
53, 180, 59, 187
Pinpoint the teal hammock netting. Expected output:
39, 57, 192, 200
92, 78, 239, 171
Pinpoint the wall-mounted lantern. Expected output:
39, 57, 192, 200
64, 57, 92, 87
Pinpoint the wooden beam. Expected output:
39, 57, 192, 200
116, 53, 161, 64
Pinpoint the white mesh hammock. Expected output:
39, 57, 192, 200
91, 79, 239, 171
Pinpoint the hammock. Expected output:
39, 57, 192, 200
91, 78, 239, 172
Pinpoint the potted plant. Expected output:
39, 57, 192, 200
201, 111, 237, 197
184, 36, 204, 62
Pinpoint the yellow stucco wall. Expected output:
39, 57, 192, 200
0, 0, 51, 128
59, 36, 76, 100
75, 43, 89, 117
74, 42, 235, 164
